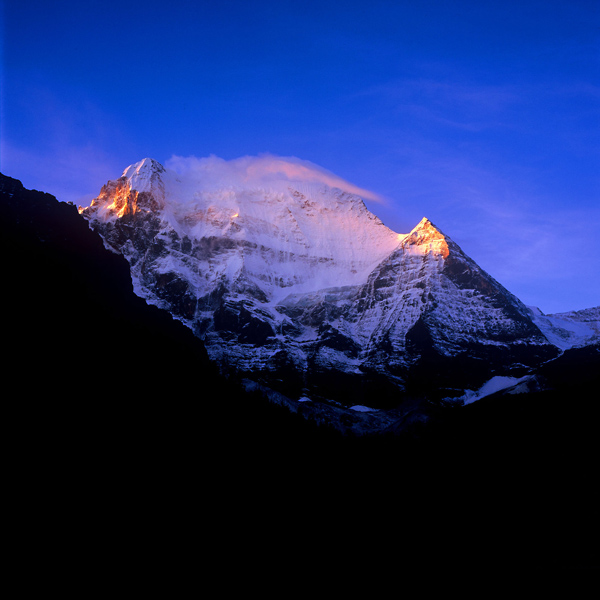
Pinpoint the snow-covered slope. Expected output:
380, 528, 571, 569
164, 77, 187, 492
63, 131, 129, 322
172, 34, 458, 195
80, 157, 593, 424
528, 306, 600, 350
86, 157, 401, 301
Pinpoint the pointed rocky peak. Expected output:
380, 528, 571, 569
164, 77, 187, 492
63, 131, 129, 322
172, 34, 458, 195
402, 217, 450, 258
409, 217, 445, 236
81, 158, 167, 222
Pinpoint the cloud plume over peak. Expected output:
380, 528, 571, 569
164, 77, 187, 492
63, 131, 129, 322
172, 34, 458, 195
165, 153, 385, 202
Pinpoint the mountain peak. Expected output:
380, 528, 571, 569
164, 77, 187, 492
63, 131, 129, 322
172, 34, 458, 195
122, 157, 164, 177
411, 217, 442, 234
403, 217, 449, 257
415, 216, 432, 227
121, 158, 166, 193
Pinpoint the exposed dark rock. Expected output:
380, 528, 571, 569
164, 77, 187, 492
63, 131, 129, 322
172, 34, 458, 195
214, 301, 275, 345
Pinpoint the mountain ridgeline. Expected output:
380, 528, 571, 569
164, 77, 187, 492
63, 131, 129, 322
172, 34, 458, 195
77, 158, 598, 433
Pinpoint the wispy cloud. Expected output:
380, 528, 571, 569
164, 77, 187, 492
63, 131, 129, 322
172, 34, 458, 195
165, 153, 386, 203
354, 77, 520, 132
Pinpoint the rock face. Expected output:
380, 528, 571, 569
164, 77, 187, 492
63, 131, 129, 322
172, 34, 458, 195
80, 158, 587, 423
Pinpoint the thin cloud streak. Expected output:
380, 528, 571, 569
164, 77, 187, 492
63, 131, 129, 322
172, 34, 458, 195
165, 154, 387, 203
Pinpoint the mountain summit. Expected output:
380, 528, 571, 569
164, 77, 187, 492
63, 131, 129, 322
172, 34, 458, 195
80, 158, 597, 432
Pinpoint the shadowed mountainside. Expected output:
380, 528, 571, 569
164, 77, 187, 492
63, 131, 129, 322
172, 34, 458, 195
2, 172, 597, 570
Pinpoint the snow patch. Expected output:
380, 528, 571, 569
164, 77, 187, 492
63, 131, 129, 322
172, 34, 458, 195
462, 375, 530, 405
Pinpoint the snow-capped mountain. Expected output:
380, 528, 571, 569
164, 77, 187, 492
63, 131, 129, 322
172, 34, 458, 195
80, 158, 598, 431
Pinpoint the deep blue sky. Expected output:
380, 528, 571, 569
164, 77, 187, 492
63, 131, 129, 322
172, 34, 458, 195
1, 0, 598, 313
